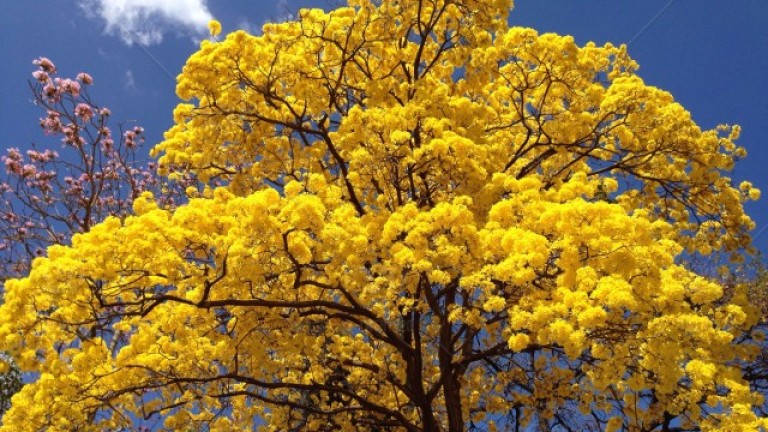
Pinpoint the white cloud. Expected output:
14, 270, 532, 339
79, 0, 214, 46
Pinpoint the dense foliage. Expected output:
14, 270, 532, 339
0, 0, 765, 430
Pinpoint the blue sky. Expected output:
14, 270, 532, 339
2, 0, 767, 248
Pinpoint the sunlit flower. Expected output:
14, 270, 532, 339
208, 19, 222, 37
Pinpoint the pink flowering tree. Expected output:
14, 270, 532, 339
0, 58, 198, 419
0, 57, 193, 418
0, 58, 191, 282
0, 58, 197, 422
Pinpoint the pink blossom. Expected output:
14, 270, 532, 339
6, 148, 22, 161
3, 163, 20, 175
32, 71, 50, 82
25, 149, 55, 163
62, 126, 75, 142
124, 130, 137, 148
41, 111, 63, 134
43, 84, 59, 101
100, 108, 111, 117
43, 149, 58, 161
76, 72, 93, 85
59, 79, 81, 97
75, 103, 94, 122
21, 164, 37, 178
2, 150, 23, 175
3, 158, 21, 175
35, 171, 55, 181
33, 57, 56, 73
101, 138, 114, 151
61, 125, 85, 147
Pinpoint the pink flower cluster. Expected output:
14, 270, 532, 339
124, 127, 144, 149
32, 58, 85, 103
0, 57, 195, 281
40, 111, 62, 134
33, 57, 56, 73
76, 72, 93, 85
74, 103, 93, 122
2, 148, 57, 195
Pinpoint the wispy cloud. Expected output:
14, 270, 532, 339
79, 0, 214, 46
236, 19, 259, 35
275, 0, 295, 22
124, 70, 136, 91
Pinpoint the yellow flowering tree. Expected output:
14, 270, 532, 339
0, 0, 764, 430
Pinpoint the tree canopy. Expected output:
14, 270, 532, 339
0, 0, 764, 430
